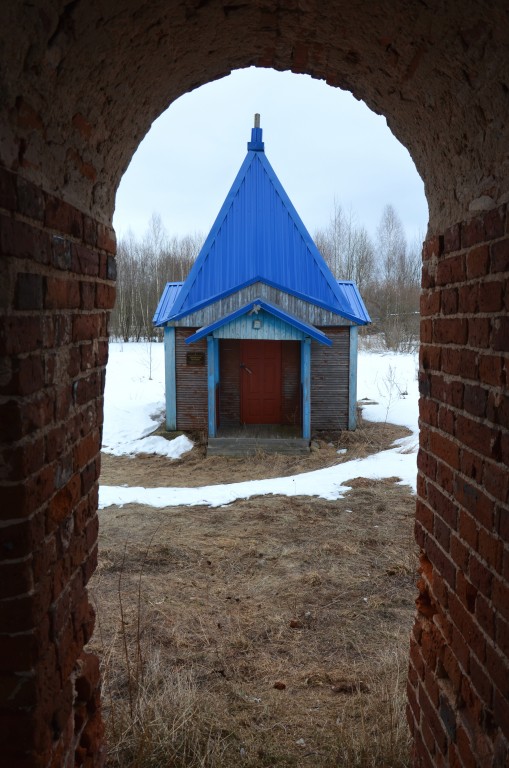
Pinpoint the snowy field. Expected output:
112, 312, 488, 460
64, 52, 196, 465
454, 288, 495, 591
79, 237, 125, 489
100, 341, 419, 508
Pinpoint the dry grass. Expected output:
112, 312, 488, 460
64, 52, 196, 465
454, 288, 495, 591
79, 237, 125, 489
100, 418, 410, 489
90, 420, 417, 766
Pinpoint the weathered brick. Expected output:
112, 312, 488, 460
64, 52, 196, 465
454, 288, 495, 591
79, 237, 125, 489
14, 272, 43, 310
95, 282, 116, 309
423, 234, 442, 261
478, 279, 503, 312
463, 383, 488, 419
466, 244, 490, 279
455, 476, 494, 530
427, 536, 456, 589
478, 353, 504, 387
443, 224, 461, 253
476, 593, 496, 642
0, 165, 17, 211
45, 197, 83, 239
485, 462, 509, 505
421, 290, 440, 316
491, 317, 509, 351
455, 414, 495, 457
44, 277, 80, 309
436, 253, 466, 285
440, 287, 458, 315
97, 223, 116, 253
468, 653, 492, 705
51, 235, 72, 270
72, 313, 104, 342
460, 448, 484, 485
467, 317, 491, 348
17, 176, 44, 221
434, 317, 468, 345
80, 281, 96, 310
461, 216, 485, 248
458, 283, 479, 313
71, 242, 99, 276
490, 237, 509, 273
484, 205, 506, 240
469, 553, 493, 598
429, 430, 460, 470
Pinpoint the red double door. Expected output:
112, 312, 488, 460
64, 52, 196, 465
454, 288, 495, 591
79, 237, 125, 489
240, 340, 282, 424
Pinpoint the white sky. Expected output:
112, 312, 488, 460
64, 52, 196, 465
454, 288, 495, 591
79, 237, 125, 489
113, 67, 429, 248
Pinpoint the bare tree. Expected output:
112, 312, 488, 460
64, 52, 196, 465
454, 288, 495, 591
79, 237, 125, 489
315, 201, 375, 292
109, 216, 203, 341
315, 200, 420, 351
367, 204, 420, 350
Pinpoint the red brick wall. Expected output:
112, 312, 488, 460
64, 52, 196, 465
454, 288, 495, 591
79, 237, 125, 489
1, 162, 508, 768
409, 206, 509, 767
0, 166, 115, 767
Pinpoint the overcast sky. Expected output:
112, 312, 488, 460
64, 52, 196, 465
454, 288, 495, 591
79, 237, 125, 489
113, 67, 428, 248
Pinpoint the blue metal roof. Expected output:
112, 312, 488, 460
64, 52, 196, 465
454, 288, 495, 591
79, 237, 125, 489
153, 282, 183, 326
336, 281, 371, 324
185, 299, 333, 345
153, 279, 370, 328
158, 123, 370, 326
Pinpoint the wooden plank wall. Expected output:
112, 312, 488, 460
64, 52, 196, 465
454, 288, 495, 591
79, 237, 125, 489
282, 341, 301, 426
311, 327, 350, 430
219, 339, 241, 427
175, 328, 208, 430
176, 283, 354, 327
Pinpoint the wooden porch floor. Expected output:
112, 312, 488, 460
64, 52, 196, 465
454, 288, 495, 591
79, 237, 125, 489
208, 424, 309, 456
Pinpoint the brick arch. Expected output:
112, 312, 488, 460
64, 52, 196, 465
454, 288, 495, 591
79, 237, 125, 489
0, 3, 507, 766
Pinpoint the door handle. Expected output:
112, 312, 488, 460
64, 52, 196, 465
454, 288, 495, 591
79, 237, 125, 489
240, 363, 253, 374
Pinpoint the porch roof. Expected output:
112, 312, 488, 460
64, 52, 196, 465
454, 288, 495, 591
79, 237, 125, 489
185, 298, 333, 346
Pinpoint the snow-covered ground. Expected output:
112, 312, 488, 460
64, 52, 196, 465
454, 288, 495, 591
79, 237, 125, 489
100, 341, 418, 508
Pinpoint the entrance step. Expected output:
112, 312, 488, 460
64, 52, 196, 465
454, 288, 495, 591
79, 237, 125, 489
207, 437, 310, 457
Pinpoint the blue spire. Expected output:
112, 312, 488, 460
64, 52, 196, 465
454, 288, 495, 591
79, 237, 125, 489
155, 116, 371, 326
247, 113, 264, 151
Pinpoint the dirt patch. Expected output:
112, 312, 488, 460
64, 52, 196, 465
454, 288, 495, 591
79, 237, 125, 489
100, 419, 411, 488
90, 421, 417, 767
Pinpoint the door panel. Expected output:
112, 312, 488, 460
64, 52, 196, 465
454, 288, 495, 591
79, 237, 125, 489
240, 341, 282, 424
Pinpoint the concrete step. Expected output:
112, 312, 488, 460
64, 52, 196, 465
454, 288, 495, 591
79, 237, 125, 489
207, 437, 310, 457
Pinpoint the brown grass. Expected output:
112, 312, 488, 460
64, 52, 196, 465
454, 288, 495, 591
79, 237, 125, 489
90, 421, 417, 767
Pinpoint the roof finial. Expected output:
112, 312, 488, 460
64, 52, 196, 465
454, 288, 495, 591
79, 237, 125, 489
248, 114, 264, 152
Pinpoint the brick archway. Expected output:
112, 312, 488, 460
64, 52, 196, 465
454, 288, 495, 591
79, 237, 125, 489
1, 3, 508, 766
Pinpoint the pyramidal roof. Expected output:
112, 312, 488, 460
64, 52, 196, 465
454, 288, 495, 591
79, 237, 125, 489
160, 118, 370, 325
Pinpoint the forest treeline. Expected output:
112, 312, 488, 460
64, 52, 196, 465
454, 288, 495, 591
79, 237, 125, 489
109, 204, 422, 351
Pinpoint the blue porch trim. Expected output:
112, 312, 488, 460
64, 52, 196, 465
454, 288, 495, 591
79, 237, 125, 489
301, 337, 311, 441
164, 326, 176, 431
185, 298, 332, 346
207, 335, 218, 437
348, 326, 358, 430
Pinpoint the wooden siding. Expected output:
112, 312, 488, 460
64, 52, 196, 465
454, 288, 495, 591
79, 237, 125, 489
174, 283, 354, 327
311, 327, 350, 430
175, 328, 208, 430
219, 339, 241, 427
282, 342, 301, 426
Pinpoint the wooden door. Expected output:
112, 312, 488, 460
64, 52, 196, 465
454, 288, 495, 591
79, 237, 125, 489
240, 340, 282, 424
